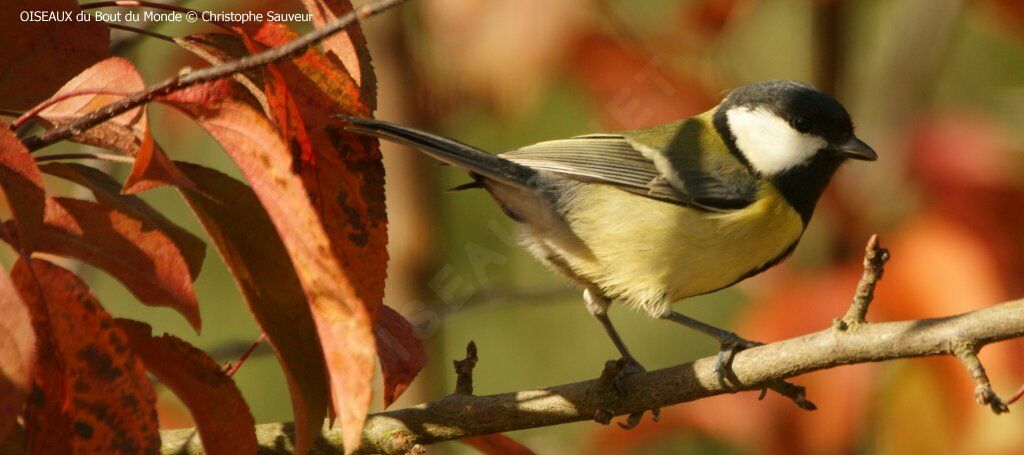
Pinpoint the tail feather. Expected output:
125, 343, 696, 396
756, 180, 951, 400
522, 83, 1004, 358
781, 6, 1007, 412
340, 116, 536, 189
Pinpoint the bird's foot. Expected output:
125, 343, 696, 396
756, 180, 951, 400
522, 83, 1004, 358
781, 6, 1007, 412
713, 332, 763, 381
597, 357, 660, 429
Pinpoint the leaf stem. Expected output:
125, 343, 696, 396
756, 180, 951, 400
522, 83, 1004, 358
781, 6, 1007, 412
224, 333, 267, 378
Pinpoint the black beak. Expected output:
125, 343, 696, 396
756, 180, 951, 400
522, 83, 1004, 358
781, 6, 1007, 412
837, 136, 877, 161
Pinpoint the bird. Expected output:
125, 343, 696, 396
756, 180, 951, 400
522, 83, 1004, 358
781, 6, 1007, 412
341, 79, 876, 392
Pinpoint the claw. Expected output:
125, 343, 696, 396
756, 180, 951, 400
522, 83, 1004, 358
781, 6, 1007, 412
618, 412, 642, 429
712, 334, 763, 382
603, 357, 660, 430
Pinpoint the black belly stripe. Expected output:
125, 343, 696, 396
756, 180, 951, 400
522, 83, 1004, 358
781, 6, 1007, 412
694, 237, 802, 297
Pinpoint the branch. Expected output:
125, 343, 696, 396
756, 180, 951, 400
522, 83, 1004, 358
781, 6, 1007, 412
160, 299, 1024, 454
20, 0, 408, 151
160, 236, 1024, 454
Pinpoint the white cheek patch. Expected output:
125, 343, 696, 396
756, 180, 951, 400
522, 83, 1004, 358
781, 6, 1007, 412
726, 107, 827, 176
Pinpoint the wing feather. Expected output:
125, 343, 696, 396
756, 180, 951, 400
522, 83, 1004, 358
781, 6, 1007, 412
500, 130, 757, 211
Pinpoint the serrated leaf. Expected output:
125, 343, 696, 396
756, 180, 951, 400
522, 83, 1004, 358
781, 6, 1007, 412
35, 57, 191, 192
240, 20, 387, 314
0, 197, 201, 330
117, 319, 256, 455
0, 265, 34, 443
0, 124, 45, 253
11, 259, 159, 454
39, 162, 205, 280
298, 0, 377, 109
375, 305, 426, 407
159, 80, 375, 454
172, 161, 328, 455
173, 33, 270, 114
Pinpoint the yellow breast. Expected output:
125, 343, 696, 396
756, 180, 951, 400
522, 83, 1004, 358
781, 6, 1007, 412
538, 181, 804, 316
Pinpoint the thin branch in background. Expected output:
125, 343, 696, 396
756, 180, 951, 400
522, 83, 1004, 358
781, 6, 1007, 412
106, 22, 175, 43
33, 153, 136, 164
813, 0, 844, 95
224, 333, 267, 378
11, 89, 134, 130
22, 0, 409, 152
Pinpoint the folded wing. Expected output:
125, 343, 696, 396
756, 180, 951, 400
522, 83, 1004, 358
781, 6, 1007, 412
500, 130, 758, 211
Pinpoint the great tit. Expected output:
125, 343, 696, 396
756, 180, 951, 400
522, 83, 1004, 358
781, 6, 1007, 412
342, 80, 876, 379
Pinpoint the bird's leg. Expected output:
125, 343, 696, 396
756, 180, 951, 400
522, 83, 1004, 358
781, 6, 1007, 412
659, 310, 762, 380
585, 288, 659, 429
585, 288, 635, 362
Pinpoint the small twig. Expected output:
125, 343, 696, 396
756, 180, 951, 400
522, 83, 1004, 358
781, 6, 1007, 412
224, 333, 267, 378
0, 108, 23, 118
954, 342, 1009, 414
33, 153, 136, 164
766, 381, 817, 410
106, 22, 175, 43
11, 89, 134, 130
453, 341, 478, 395
22, 0, 408, 152
836, 234, 890, 329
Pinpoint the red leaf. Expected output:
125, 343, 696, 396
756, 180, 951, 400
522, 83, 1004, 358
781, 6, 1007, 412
117, 319, 256, 455
0, 124, 45, 253
173, 161, 329, 454
240, 21, 387, 311
40, 162, 206, 280
10, 258, 159, 454
374, 305, 427, 407
0, 197, 201, 330
35, 57, 191, 192
460, 434, 537, 455
299, 0, 377, 109
0, 265, 34, 443
0, 1, 109, 110
174, 33, 270, 113
159, 82, 375, 453
124, 128, 194, 194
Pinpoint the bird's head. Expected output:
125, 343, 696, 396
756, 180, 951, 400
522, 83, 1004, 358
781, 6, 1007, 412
715, 80, 876, 178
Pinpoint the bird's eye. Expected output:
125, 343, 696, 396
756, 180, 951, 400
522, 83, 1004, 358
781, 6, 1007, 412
793, 117, 812, 133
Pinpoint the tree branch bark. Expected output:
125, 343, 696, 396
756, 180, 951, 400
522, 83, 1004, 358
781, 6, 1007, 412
160, 297, 1024, 454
